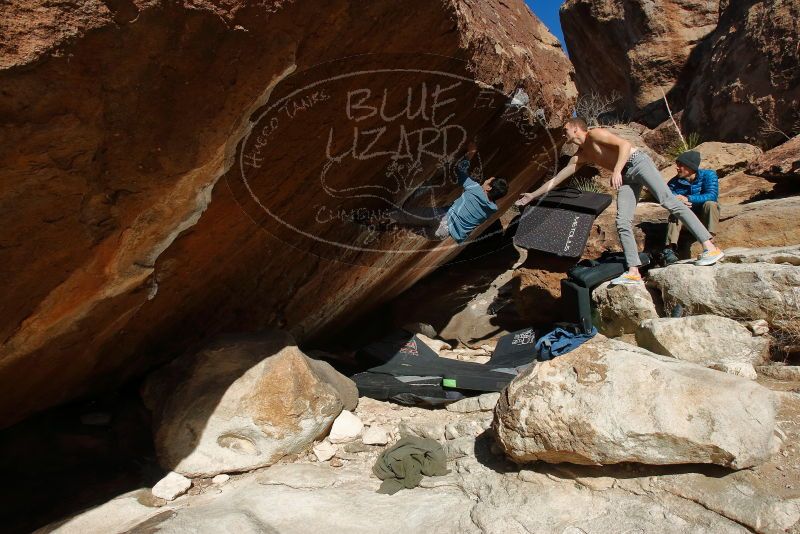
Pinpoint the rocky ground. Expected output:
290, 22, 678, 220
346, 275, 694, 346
28, 239, 800, 533
3, 1, 799, 532
38, 363, 800, 534
17, 97, 800, 534
2, 155, 795, 534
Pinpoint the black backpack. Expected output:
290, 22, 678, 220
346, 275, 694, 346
561, 252, 652, 334
567, 252, 652, 289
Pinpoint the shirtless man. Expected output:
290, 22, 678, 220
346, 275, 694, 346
516, 118, 724, 285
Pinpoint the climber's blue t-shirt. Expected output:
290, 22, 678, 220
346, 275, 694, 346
446, 159, 497, 244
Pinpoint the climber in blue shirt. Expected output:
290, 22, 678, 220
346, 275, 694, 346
385, 141, 508, 244
662, 150, 720, 263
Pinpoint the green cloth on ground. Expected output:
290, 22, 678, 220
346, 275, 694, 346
372, 436, 449, 494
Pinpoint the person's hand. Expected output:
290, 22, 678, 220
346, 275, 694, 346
465, 140, 478, 159
675, 194, 691, 207
610, 171, 623, 189
515, 192, 537, 207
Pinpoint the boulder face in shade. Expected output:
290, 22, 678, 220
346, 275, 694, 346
0, 0, 576, 427
560, 0, 721, 126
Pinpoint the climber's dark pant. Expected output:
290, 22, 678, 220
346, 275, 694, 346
387, 206, 450, 241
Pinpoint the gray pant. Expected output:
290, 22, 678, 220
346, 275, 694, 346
388, 206, 450, 241
617, 151, 712, 267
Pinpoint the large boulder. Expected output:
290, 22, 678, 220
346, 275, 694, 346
683, 0, 800, 148
642, 112, 684, 155
493, 336, 779, 468
0, 0, 577, 427
560, 0, 721, 126
607, 125, 669, 170
141, 332, 346, 477
592, 281, 658, 337
718, 170, 781, 204
647, 261, 800, 330
747, 135, 800, 179
660, 142, 763, 181
586, 196, 800, 260
714, 197, 800, 251
635, 315, 770, 371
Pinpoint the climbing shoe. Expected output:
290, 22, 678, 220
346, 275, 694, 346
609, 273, 644, 286
695, 248, 725, 266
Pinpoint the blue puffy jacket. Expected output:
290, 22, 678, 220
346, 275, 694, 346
667, 168, 719, 207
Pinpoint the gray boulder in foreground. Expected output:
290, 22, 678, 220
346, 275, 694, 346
647, 262, 800, 330
592, 281, 658, 337
142, 331, 346, 477
636, 315, 769, 370
493, 336, 779, 469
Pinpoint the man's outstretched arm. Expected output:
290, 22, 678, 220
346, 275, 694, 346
453, 141, 479, 188
515, 155, 582, 206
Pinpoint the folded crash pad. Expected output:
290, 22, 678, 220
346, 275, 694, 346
513, 206, 596, 257
560, 279, 594, 334
513, 188, 612, 258
537, 187, 612, 215
560, 252, 653, 334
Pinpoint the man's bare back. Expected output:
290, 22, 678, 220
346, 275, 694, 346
515, 125, 634, 206
574, 129, 636, 172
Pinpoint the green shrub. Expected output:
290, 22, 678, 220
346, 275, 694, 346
667, 132, 701, 159
568, 176, 603, 193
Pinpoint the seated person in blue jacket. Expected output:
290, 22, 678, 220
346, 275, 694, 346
386, 141, 508, 244
663, 150, 720, 263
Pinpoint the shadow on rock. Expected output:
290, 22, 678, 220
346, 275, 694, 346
532, 460, 735, 482
472, 429, 519, 474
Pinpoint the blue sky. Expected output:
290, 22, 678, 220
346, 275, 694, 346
525, 0, 566, 50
